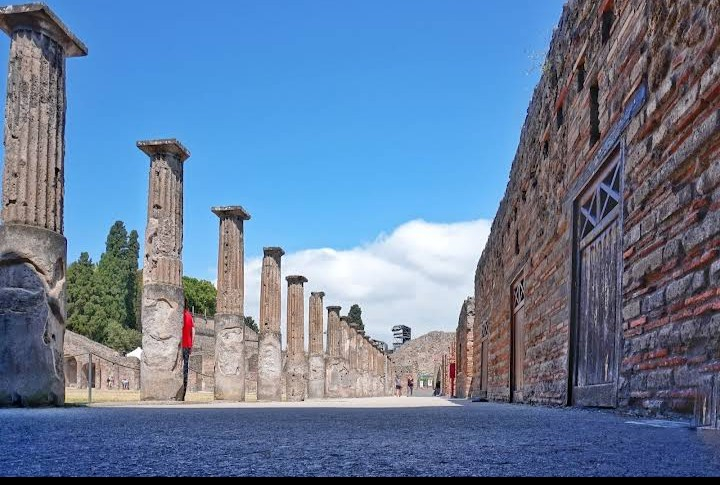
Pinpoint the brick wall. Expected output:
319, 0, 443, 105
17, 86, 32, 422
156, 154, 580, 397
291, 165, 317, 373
455, 298, 475, 398
473, 0, 720, 418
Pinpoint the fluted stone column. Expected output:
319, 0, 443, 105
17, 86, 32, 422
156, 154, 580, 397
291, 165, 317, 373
137, 139, 190, 401
285, 275, 308, 401
307, 292, 325, 399
0, 5, 86, 407
212, 206, 250, 401
257, 247, 284, 401
324, 306, 342, 398
355, 331, 364, 397
326, 306, 341, 357
340, 317, 355, 398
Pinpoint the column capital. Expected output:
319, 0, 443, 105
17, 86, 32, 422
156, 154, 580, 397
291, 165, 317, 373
311, 291, 325, 298
137, 139, 190, 163
0, 3, 87, 57
264, 247, 285, 258
327, 306, 341, 313
212, 206, 251, 221
286, 275, 308, 285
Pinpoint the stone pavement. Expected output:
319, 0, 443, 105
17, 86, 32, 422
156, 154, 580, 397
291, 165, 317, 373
1, 398, 719, 476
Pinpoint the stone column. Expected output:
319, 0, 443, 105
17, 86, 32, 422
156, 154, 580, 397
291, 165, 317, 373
324, 306, 342, 398
340, 317, 351, 361
307, 291, 325, 399
285, 275, 308, 401
326, 306, 341, 357
0, 5, 86, 407
137, 139, 190, 401
257, 247, 284, 401
212, 206, 250, 401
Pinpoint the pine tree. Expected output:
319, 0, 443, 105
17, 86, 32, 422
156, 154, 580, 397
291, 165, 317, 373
67, 252, 101, 339
244, 316, 259, 333
347, 304, 364, 331
66, 221, 143, 352
125, 230, 140, 330
92, 221, 130, 330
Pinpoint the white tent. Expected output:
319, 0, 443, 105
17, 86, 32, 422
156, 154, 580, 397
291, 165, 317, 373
127, 347, 143, 360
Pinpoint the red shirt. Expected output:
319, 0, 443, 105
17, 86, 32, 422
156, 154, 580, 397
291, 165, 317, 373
182, 309, 194, 349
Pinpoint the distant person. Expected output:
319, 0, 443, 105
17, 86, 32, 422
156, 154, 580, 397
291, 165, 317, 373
181, 302, 195, 401
407, 376, 414, 397
395, 375, 402, 397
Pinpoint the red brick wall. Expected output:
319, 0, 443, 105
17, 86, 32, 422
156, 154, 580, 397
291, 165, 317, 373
473, 0, 720, 417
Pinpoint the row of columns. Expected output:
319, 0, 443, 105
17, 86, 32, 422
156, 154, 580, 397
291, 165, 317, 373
0, 3, 395, 406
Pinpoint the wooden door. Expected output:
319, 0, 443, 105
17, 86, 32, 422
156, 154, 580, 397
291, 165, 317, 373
511, 279, 526, 402
573, 156, 623, 407
478, 319, 489, 398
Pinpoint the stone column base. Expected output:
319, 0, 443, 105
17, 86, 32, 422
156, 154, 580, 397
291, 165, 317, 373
285, 357, 307, 402
307, 354, 326, 399
257, 332, 282, 401
140, 283, 183, 401
0, 225, 66, 407
214, 314, 245, 401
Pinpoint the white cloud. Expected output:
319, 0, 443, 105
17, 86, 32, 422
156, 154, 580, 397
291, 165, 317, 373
243, 218, 491, 348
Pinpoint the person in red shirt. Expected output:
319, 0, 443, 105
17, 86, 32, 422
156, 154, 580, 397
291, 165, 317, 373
181, 302, 195, 401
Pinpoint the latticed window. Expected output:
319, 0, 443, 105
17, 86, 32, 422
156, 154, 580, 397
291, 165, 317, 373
480, 319, 490, 338
513, 279, 525, 311
579, 161, 621, 240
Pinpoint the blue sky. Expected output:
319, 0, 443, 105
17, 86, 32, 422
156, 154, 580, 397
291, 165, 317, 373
0, 0, 565, 343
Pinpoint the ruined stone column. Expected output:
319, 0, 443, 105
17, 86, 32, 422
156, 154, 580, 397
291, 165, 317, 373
324, 306, 342, 398
326, 306, 341, 357
285, 275, 308, 401
212, 206, 250, 401
307, 291, 325, 399
257, 247, 284, 401
137, 139, 190, 401
0, 5, 87, 407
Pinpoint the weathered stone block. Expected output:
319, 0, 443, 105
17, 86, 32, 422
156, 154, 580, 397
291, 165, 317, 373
697, 158, 720, 195
643, 288, 666, 312
257, 332, 282, 401
623, 299, 642, 321
285, 356, 307, 402
711, 259, 720, 286
666, 274, 693, 302
0, 225, 66, 407
140, 283, 183, 401
307, 354, 326, 400
214, 314, 245, 401
647, 369, 673, 390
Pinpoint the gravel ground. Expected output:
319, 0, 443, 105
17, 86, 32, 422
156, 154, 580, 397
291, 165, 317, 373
1, 398, 719, 476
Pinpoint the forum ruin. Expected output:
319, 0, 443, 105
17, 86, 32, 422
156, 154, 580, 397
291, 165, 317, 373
0, 0, 718, 428
0, 3, 394, 406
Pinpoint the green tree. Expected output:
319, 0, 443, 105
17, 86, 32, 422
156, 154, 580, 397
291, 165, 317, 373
90, 221, 133, 335
183, 276, 217, 316
244, 316, 259, 333
347, 304, 364, 331
134, 269, 143, 332
66, 252, 103, 340
104, 321, 142, 353
125, 230, 140, 330
66, 221, 143, 352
